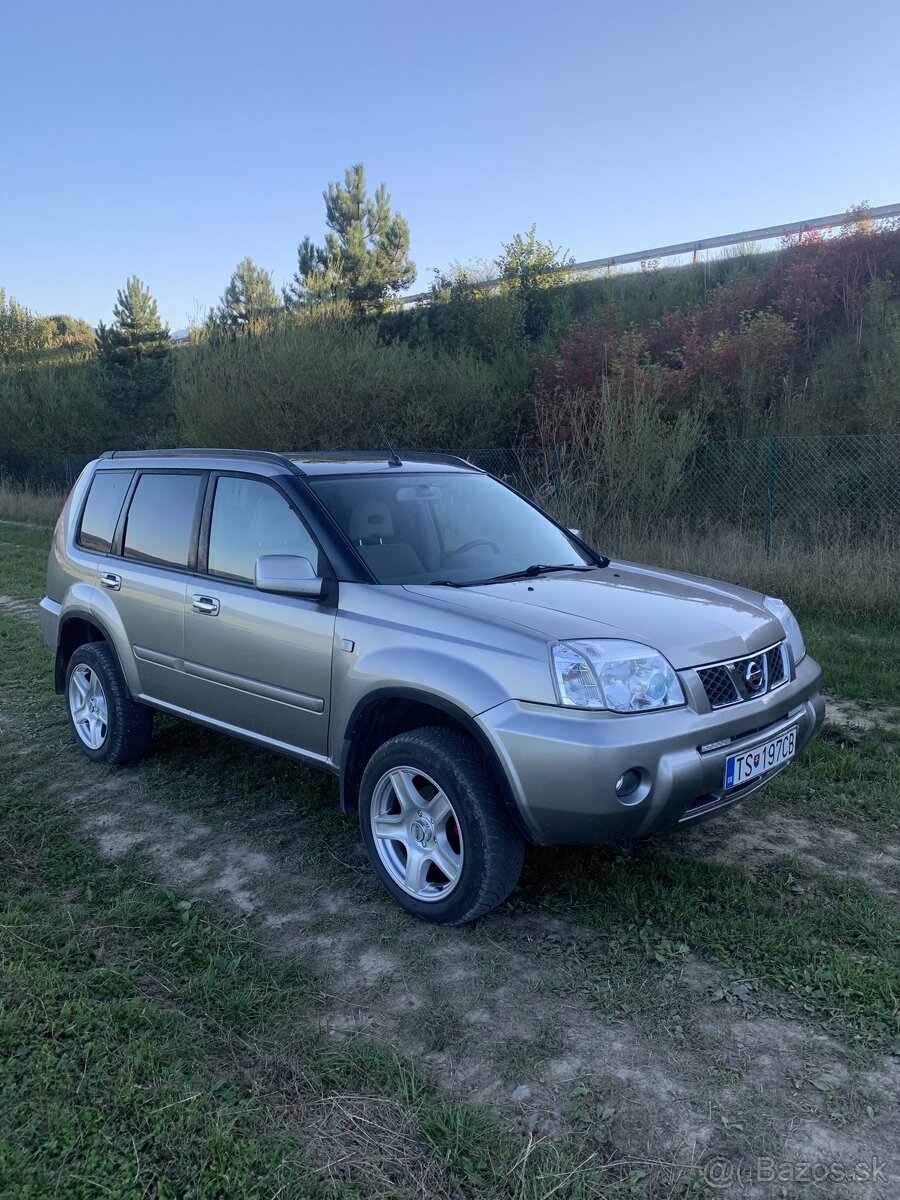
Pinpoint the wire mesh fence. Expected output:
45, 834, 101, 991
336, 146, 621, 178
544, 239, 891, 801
455, 435, 900, 555
2, 435, 898, 556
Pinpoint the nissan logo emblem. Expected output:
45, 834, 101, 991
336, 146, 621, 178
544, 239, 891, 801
743, 659, 765, 694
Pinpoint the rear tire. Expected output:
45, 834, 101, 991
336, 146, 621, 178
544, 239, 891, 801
359, 726, 524, 924
65, 642, 153, 765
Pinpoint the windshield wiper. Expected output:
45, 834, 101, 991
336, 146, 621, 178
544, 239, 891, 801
429, 563, 599, 588
433, 563, 596, 588
484, 562, 596, 583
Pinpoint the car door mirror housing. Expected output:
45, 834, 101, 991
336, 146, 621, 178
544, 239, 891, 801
254, 555, 324, 598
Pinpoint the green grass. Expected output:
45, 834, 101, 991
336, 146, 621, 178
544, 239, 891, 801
523, 843, 900, 1048
764, 728, 900, 827
800, 610, 900, 707
1, 875, 340, 1199
0, 521, 50, 599
0, 722, 353, 1197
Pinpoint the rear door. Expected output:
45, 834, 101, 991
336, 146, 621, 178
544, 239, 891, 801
97, 470, 205, 709
182, 473, 336, 759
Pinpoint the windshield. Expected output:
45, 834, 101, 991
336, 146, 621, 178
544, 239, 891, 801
308, 471, 595, 585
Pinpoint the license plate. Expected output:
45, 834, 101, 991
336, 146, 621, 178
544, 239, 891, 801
724, 726, 798, 789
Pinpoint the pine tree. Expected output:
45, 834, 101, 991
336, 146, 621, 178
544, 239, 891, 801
211, 258, 281, 334
96, 277, 172, 442
285, 163, 415, 313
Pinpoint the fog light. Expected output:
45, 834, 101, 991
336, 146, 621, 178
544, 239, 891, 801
615, 769, 641, 798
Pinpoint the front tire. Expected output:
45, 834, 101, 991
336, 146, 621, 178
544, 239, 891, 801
65, 642, 153, 765
359, 727, 525, 924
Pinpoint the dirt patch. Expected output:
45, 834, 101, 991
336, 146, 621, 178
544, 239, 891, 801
825, 694, 900, 736
684, 804, 900, 899
0, 594, 40, 625
38, 757, 895, 1194
0, 518, 50, 530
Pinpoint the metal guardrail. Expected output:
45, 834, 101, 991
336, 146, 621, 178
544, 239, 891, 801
399, 203, 900, 306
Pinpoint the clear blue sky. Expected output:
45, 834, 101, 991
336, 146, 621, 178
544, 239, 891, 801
2, 0, 899, 329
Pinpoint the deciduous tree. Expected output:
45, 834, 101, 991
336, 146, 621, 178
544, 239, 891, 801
495, 225, 573, 339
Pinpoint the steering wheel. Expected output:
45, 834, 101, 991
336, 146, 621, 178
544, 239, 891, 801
450, 539, 501, 555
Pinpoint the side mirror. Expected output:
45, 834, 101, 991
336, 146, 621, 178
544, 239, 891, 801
254, 555, 324, 599
569, 528, 582, 539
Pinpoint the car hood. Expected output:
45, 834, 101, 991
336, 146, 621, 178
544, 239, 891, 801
405, 562, 783, 668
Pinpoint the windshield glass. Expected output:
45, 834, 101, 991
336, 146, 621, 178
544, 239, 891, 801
308, 471, 594, 585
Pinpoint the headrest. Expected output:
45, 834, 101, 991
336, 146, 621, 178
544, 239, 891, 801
349, 499, 394, 543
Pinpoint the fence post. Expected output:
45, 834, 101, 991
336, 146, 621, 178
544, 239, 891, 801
764, 434, 778, 558
554, 442, 572, 513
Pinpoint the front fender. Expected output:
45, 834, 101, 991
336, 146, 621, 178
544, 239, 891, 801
340, 645, 513, 721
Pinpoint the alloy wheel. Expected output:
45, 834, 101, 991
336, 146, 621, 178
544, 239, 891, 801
370, 766, 464, 901
68, 663, 109, 750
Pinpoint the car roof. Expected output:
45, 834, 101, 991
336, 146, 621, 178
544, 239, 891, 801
99, 449, 481, 476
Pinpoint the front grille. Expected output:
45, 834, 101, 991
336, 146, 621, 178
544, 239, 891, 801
697, 665, 739, 708
696, 642, 789, 710
767, 643, 786, 686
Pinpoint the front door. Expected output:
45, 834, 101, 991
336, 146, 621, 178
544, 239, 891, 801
182, 474, 335, 759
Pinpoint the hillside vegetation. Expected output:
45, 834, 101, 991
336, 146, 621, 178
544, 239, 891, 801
2, 220, 898, 613
3, 222, 899, 462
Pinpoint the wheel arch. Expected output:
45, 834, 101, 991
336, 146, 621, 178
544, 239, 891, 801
338, 687, 533, 841
55, 608, 124, 694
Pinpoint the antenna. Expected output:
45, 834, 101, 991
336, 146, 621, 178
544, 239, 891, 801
375, 422, 403, 468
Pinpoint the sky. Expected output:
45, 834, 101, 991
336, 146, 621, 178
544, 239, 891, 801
2, 0, 899, 330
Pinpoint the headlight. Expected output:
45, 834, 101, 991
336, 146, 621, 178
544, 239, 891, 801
551, 639, 685, 713
763, 597, 806, 664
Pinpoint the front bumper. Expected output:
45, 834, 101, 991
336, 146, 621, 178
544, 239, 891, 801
479, 654, 824, 844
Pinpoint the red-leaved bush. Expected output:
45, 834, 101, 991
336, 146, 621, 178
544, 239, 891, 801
529, 224, 900, 440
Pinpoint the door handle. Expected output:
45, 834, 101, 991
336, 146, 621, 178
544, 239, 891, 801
100, 572, 122, 591
191, 595, 220, 616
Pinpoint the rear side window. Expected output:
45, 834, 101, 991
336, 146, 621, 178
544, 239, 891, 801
78, 470, 134, 553
122, 473, 202, 568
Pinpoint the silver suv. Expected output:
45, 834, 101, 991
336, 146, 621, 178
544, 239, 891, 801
41, 449, 824, 923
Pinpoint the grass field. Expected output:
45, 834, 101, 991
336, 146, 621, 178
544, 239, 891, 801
1, 518, 898, 1199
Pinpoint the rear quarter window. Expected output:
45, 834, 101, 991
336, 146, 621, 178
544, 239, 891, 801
77, 470, 134, 554
122, 473, 203, 568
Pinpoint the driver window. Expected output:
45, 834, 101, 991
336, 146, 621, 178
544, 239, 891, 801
208, 476, 320, 582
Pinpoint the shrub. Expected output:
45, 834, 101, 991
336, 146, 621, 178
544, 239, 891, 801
525, 371, 706, 546
173, 321, 517, 450
0, 357, 110, 457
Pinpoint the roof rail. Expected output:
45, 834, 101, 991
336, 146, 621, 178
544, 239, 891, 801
100, 448, 306, 474
290, 450, 479, 468
409, 452, 478, 468
97, 448, 483, 474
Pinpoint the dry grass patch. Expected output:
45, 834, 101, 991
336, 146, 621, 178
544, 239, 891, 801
0, 479, 65, 526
